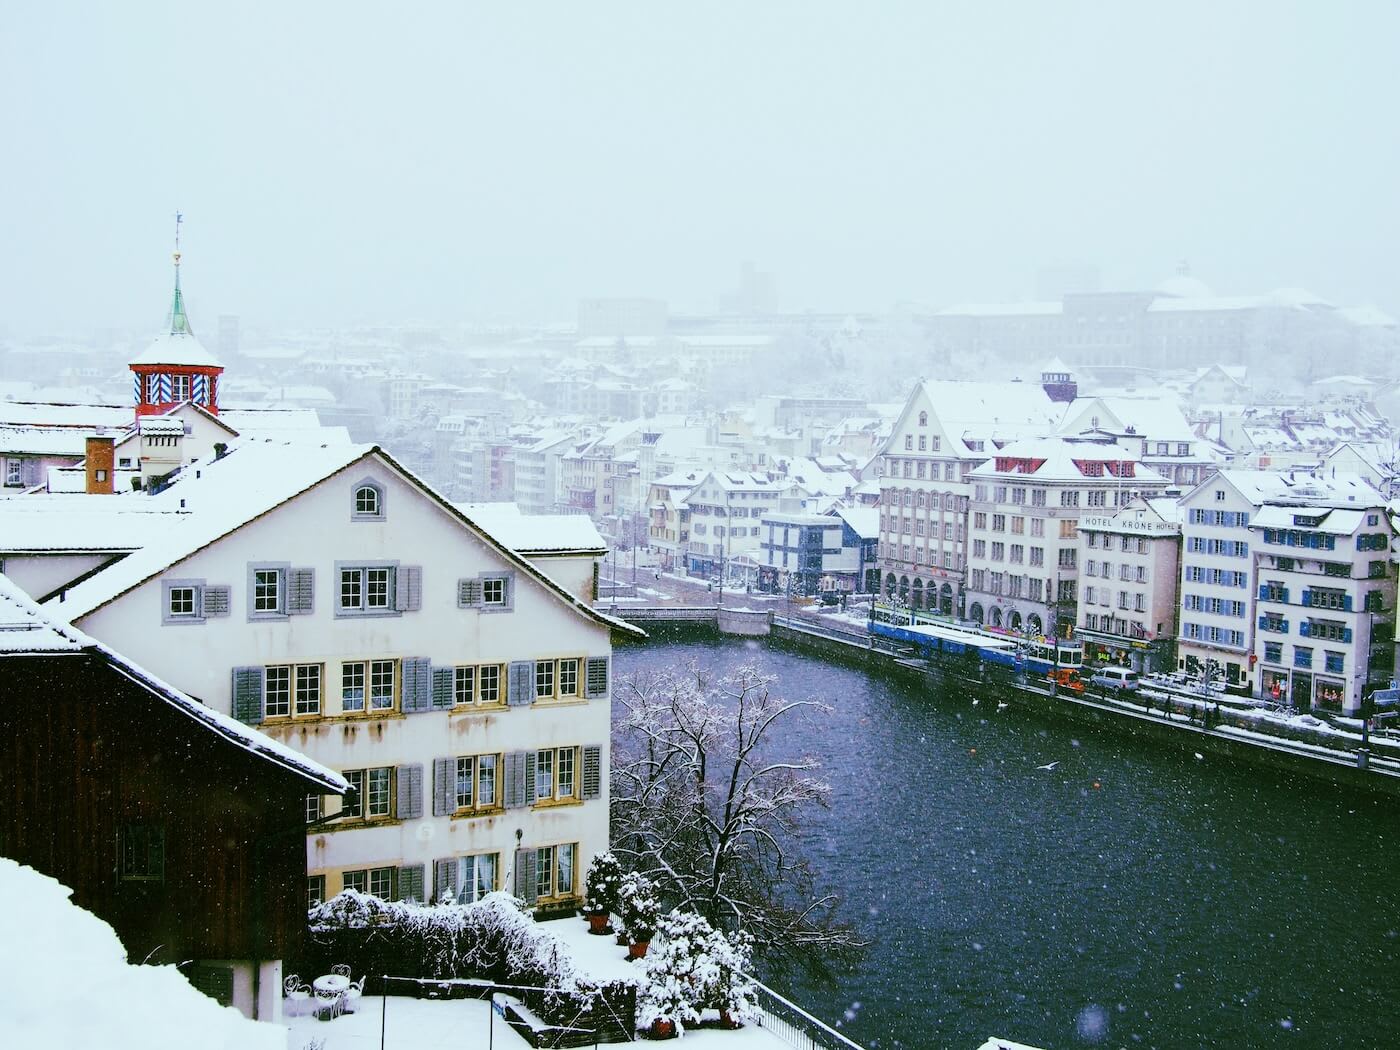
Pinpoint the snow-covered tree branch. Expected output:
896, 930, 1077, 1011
611, 663, 862, 973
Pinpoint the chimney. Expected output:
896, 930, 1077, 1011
85, 434, 115, 495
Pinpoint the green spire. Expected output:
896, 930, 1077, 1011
168, 253, 194, 337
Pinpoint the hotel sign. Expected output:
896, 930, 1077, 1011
1079, 515, 1179, 535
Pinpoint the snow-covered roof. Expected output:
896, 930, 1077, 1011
1337, 305, 1397, 328
1251, 504, 1368, 534
129, 328, 222, 369
1060, 395, 1196, 443
0, 494, 188, 554
835, 505, 879, 538
0, 424, 93, 456
0, 401, 133, 429
40, 439, 646, 639
1204, 468, 1383, 507
43, 466, 143, 494
457, 503, 607, 555
967, 437, 1170, 485
0, 573, 347, 792
0, 859, 287, 1050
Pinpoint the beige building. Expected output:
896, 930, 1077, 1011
1074, 497, 1183, 674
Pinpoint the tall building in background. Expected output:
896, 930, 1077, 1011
217, 314, 241, 361
576, 298, 668, 339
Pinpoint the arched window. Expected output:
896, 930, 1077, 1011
914, 492, 924, 509
885, 573, 897, 597
911, 578, 923, 608
353, 479, 385, 520
899, 575, 910, 602
1009, 611, 1022, 632
990, 607, 1003, 628
969, 603, 984, 624
918, 411, 928, 427
1027, 614, 1044, 636
940, 583, 953, 615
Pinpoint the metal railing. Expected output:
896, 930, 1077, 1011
745, 976, 868, 1050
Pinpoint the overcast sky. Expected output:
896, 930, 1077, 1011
2, 1, 1397, 334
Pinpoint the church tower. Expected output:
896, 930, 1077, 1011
129, 221, 224, 417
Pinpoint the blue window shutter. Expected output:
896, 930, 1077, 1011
397, 864, 424, 903
431, 667, 454, 710
1299, 622, 1309, 637
401, 657, 432, 712
581, 745, 602, 800
288, 568, 315, 614
504, 752, 527, 809
395, 565, 422, 612
432, 757, 453, 816
507, 661, 537, 707
585, 657, 610, 698
435, 858, 458, 904
1302, 591, 1311, 607
1344, 628, 1353, 643
514, 847, 536, 904
1344, 594, 1353, 612
232, 667, 264, 724
396, 764, 423, 820
202, 585, 231, 617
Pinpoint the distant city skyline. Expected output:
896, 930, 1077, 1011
3, 2, 1397, 335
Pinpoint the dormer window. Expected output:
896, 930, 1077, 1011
353, 479, 385, 521
918, 411, 928, 427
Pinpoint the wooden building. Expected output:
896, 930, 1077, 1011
0, 575, 346, 1021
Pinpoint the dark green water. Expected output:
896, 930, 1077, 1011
616, 637, 1400, 1050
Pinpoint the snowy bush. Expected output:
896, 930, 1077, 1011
584, 851, 624, 915
304, 889, 634, 1031
616, 871, 661, 941
637, 910, 758, 1032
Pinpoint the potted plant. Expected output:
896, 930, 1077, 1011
708, 928, 757, 1029
636, 959, 698, 1039
617, 872, 660, 959
582, 851, 622, 935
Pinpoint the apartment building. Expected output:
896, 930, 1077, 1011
681, 470, 791, 580
964, 437, 1169, 638
35, 440, 641, 915
1249, 486, 1396, 715
1074, 497, 1183, 674
877, 380, 1061, 616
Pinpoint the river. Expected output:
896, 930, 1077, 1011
615, 635, 1400, 1050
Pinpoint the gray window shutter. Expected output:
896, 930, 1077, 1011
402, 657, 432, 713
396, 764, 423, 820
581, 745, 602, 800
503, 752, 526, 810
432, 757, 453, 816
231, 666, 264, 724
585, 657, 610, 698
501, 573, 515, 611
21, 458, 40, 487
288, 568, 315, 614
395, 565, 422, 612
202, 585, 231, 617
524, 751, 537, 806
397, 864, 425, 903
457, 579, 482, 608
507, 661, 537, 707
435, 857, 459, 904
514, 847, 537, 904
431, 667, 454, 710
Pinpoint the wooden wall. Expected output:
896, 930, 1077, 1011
0, 653, 314, 964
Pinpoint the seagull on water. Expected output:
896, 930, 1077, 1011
1194, 752, 1204, 760
997, 701, 1009, 711
1036, 761, 1059, 771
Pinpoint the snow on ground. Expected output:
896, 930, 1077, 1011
283, 917, 794, 1049
284, 992, 794, 1049
0, 858, 283, 1050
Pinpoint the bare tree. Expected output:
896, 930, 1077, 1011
610, 663, 862, 973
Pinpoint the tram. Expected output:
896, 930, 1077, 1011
869, 604, 1083, 676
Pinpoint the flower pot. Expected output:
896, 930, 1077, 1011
627, 938, 651, 960
615, 931, 629, 946
648, 1018, 676, 1039
586, 910, 612, 935
718, 1009, 740, 1029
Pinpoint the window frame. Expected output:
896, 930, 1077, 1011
343, 765, 395, 821
247, 562, 290, 620
534, 746, 580, 804
335, 561, 399, 617
351, 477, 386, 521
162, 579, 206, 625
454, 753, 501, 814
118, 824, 165, 882
534, 842, 579, 902
456, 852, 499, 904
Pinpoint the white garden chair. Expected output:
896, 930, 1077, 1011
315, 984, 344, 1020
284, 974, 311, 1017
343, 976, 366, 1014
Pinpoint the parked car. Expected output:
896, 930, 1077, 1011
1091, 667, 1140, 693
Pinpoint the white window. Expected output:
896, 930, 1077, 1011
353, 479, 385, 520
252, 566, 284, 615
339, 565, 394, 612
342, 659, 395, 712
266, 663, 321, 717
170, 374, 192, 401
455, 754, 499, 812
344, 767, 393, 819
535, 747, 578, 802
534, 843, 578, 900
455, 853, 498, 904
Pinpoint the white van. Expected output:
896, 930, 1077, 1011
1091, 667, 1140, 693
